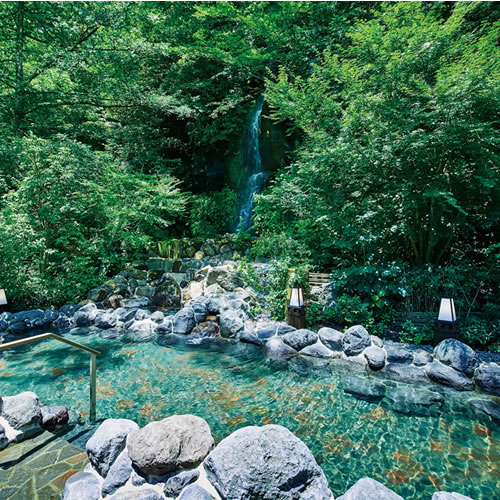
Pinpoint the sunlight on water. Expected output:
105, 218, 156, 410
0, 328, 498, 499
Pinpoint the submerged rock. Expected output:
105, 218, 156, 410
386, 385, 444, 417
425, 361, 474, 391
127, 415, 214, 476
469, 399, 500, 422
265, 336, 298, 359
203, 424, 332, 500
432, 493, 473, 500
337, 477, 403, 500
434, 338, 479, 377
342, 325, 371, 356
62, 471, 100, 500
86, 418, 139, 478
341, 376, 386, 401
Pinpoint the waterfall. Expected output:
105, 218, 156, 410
236, 96, 267, 232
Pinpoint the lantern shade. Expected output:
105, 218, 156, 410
438, 297, 456, 323
289, 287, 304, 308
0, 289, 6, 306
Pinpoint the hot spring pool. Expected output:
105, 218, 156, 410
0, 328, 498, 499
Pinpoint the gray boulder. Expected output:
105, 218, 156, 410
300, 341, 333, 358
203, 424, 332, 500
0, 391, 42, 437
434, 338, 479, 377
7, 320, 28, 335
219, 310, 244, 338
127, 415, 214, 476
101, 450, 133, 497
341, 376, 386, 401
318, 327, 343, 351
74, 303, 98, 327
95, 311, 118, 329
386, 385, 443, 417
108, 489, 163, 500
342, 325, 371, 356
172, 307, 196, 335
385, 344, 413, 364
86, 418, 139, 478
163, 469, 200, 497
432, 493, 473, 500
239, 324, 263, 346
473, 362, 500, 395
88, 286, 110, 302
425, 361, 474, 391
363, 345, 386, 371
265, 336, 298, 359
191, 302, 207, 323
371, 335, 383, 347
150, 311, 164, 323
62, 472, 100, 500
413, 349, 433, 366
337, 477, 403, 500
281, 329, 318, 351
13, 309, 44, 327
122, 297, 151, 309
151, 278, 182, 308
178, 484, 213, 500
40, 405, 69, 430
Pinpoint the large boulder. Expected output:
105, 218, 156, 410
386, 385, 444, 417
95, 311, 118, 329
281, 329, 318, 351
337, 477, 403, 500
127, 415, 214, 476
7, 320, 29, 335
204, 425, 332, 500
74, 303, 98, 327
318, 327, 343, 351
151, 277, 181, 308
0, 391, 42, 437
363, 345, 386, 371
434, 339, 479, 377
101, 450, 133, 497
424, 361, 474, 391
300, 341, 333, 359
342, 325, 371, 356
265, 337, 298, 359
219, 310, 245, 338
191, 302, 207, 323
172, 307, 196, 335
385, 344, 413, 364
62, 471, 100, 500
12, 309, 44, 327
163, 469, 200, 497
473, 362, 500, 395
86, 418, 139, 478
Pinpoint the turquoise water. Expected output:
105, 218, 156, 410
0, 328, 498, 499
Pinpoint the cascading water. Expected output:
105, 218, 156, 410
236, 95, 267, 232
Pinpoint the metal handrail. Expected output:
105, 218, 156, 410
0, 333, 100, 422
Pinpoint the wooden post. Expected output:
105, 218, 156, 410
90, 353, 96, 423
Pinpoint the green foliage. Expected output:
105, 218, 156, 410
462, 319, 500, 353
399, 320, 434, 345
236, 259, 263, 293
188, 187, 237, 238
327, 295, 374, 330
0, 136, 185, 309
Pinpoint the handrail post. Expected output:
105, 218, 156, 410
90, 353, 96, 423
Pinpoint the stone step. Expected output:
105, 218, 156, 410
0, 431, 88, 500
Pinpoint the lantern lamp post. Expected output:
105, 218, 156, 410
434, 296, 459, 344
287, 285, 306, 329
0, 289, 7, 313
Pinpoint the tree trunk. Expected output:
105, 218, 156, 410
14, 1, 25, 136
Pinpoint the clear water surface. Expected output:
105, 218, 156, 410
0, 328, 498, 499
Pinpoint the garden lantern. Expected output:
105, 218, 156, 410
288, 285, 305, 329
434, 295, 459, 344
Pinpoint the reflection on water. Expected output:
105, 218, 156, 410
0, 329, 498, 499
